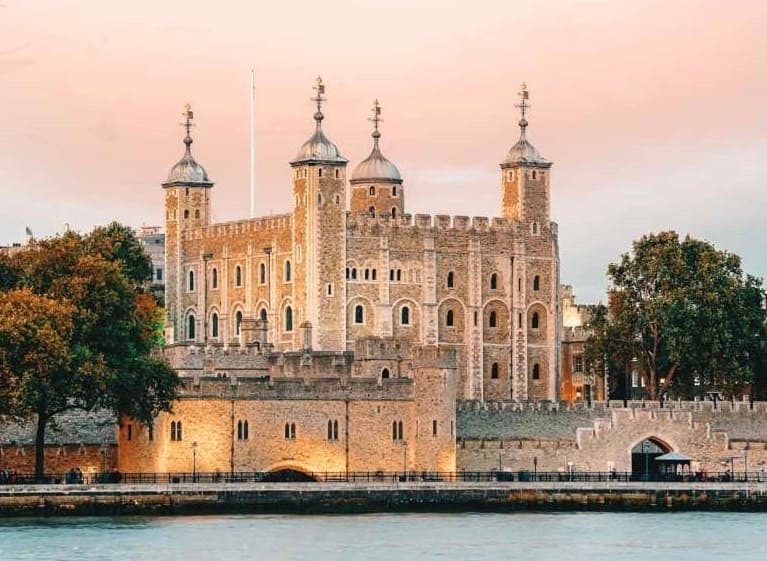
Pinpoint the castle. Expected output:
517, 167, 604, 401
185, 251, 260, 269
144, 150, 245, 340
119, 78, 559, 476
163, 79, 559, 402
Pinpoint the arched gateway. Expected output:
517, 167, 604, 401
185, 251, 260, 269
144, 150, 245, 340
631, 437, 671, 481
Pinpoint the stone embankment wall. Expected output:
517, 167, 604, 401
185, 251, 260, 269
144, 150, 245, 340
3, 482, 767, 516
457, 400, 767, 473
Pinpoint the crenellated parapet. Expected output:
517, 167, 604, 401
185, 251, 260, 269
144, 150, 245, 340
182, 214, 292, 242
346, 212, 520, 236
177, 374, 415, 401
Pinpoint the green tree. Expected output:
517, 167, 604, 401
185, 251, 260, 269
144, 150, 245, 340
585, 231, 766, 400
0, 225, 178, 478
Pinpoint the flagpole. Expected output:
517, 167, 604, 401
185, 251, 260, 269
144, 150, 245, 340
249, 68, 256, 218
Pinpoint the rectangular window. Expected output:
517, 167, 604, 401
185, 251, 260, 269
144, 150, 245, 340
156, 268, 163, 281
574, 354, 584, 373
432, 420, 438, 436
127, 424, 132, 441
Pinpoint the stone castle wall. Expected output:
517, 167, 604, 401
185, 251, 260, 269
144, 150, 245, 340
118, 344, 458, 475
457, 400, 767, 474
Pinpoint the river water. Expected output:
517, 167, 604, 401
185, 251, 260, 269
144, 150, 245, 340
1, 512, 765, 561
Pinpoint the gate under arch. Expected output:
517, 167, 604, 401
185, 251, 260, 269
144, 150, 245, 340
631, 438, 671, 481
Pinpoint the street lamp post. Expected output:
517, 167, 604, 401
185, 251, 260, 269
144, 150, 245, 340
191, 441, 198, 482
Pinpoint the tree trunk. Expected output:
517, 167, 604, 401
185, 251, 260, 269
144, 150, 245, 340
34, 413, 47, 482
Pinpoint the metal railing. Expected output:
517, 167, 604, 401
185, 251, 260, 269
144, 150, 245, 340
1, 470, 765, 486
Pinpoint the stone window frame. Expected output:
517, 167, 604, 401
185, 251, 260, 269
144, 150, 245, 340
284, 260, 292, 284
491, 362, 500, 380
210, 310, 220, 339
284, 306, 294, 332
354, 304, 365, 325
234, 264, 243, 288
210, 267, 219, 290
327, 420, 339, 441
234, 309, 244, 337
490, 272, 499, 291
532, 363, 541, 382
400, 305, 411, 326
533, 275, 540, 291
187, 269, 195, 292
284, 422, 296, 440
186, 313, 196, 341
446, 271, 455, 289
237, 420, 249, 441
259, 262, 267, 285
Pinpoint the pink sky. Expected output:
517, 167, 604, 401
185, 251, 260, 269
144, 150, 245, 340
1, 0, 766, 302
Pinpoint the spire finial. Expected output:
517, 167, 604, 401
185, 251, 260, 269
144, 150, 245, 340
369, 99, 382, 147
516, 83, 529, 139
181, 103, 195, 150
311, 76, 326, 129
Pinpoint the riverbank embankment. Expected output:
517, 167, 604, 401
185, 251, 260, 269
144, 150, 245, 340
3, 481, 767, 516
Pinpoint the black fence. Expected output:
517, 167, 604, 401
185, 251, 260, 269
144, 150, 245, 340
0, 470, 764, 486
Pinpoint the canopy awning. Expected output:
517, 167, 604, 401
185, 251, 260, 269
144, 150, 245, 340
654, 452, 692, 463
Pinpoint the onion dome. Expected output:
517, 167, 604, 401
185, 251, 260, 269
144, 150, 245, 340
351, 99, 402, 184
502, 84, 551, 168
291, 77, 348, 166
163, 104, 213, 186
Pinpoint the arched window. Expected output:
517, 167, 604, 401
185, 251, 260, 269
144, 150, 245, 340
532, 363, 540, 380
392, 186, 397, 196
285, 306, 293, 332
391, 207, 397, 218
284, 423, 290, 439
369, 206, 376, 217
533, 275, 540, 291
364, 269, 370, 280
432, 420, 438, 436
446, 309, 454, 327
532, 222, 539, 235
381, 368, 390, 379
333, 420, 339, 440
176, 421, 183, 441
490, 273, 498, 290
259, 308, 268, 322
211, 312, 219, 338
390, 269, 395, 281
447, 271, 454, 288
398, 421, 403, 440
235, 310, 243, 336
170, 421, 176, 441
531, 312, 539, 329
243, 420, 248, 440
396, 269, 401, 282
351, 268, 357, 280
354, 304, 364, 324
346, 267, 350, 280
188, 270, 195, 291
237, 420, 243, 440
335, 194, 341, 205
489, 310, 497, 328
235, 265, 242, 287
372, 269, 377, 281
284, 260, 292, 282
211, 268, 218, 289
392, 421, 398, 440
335, 169, 339, 179
401, 306, 410, 326
327, 420, 334, 440
290, 423, 296, 439
532, 170, 537, 180
187, 314, 196, 341
491, 363, 499, 379
318, 168, 323, 177
183, 209, 190, 219
369, 186, 375, 196
194, 209, 200, 219
259, 263, 266, 284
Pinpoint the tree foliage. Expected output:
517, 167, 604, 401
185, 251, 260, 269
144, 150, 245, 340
0, 223, 178, 477
585, 232, 767, 400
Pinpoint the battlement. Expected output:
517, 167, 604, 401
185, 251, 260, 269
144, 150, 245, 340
346, 211, 521, 235
178, 374, 414, 401
412, 345, 458, 370
354, 337, 412, 360
183, 213, 292, 241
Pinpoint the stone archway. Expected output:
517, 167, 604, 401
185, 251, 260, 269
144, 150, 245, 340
631, 437, 671, 481
262, 468, 317, 482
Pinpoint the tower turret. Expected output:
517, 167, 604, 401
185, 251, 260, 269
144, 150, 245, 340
500, 84, 552, 226
289, 77, 348, 350
163, 104, 213, 344
350, 100, 404, 219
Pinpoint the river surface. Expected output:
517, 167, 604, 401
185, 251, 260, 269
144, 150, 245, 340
1, 512, 765, 561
